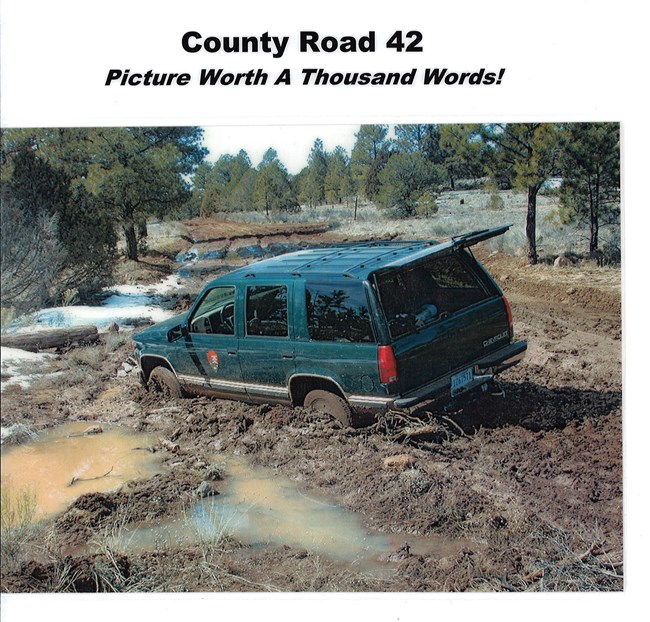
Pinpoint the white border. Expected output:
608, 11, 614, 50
1, 1, 647, 619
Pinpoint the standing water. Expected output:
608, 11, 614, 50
110, 456, 468, 569
2, 426, 469, 570
1, 422, 163, 518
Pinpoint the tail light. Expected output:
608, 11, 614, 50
502, 295, 513, 329
378, 345, 399, 385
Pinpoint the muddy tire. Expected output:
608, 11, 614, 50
304, 389, 354, 427
148, 366, 183, 398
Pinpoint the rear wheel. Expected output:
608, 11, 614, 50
304, 389, 353, 427
148, 366, 183, 398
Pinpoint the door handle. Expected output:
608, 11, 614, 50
281, 352, 294, 359
227, 349, 237, 356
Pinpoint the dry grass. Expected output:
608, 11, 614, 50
513, 522, 623, 591
221, 190, 619, 261
103, 331, 131, 352
0, 483, 38, 570
66, 345, 105, 371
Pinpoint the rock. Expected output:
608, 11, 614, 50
196, 480, 219, 498
122, 362, 134, 373
383, 454, 416, 470
203, 465, 224, 481
117, 369, 127, 378
160, 438, 180, 453
554, 255, 571, 268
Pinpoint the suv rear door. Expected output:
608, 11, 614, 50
372, 226, 512, 397
237, 282, 295, 404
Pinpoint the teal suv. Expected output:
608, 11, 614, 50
133, 226, 526, 426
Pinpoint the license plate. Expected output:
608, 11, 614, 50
451, 367, 473, 395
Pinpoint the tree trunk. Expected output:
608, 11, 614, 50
590, 170, 600, 253
124, 224, 139, 261
137, 219, 148, 240
526, 185, 538, 264
590, 219, 599, 254
1, 325, 99, 352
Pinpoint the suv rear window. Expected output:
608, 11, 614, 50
305, 281, 375, 343
376, 253, 490, 338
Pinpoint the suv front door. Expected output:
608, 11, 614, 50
180, 284, 245, 399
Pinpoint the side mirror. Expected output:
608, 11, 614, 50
167, 324, 189, 342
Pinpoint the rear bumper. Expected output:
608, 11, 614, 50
391, 341, 527, 409
473, 340, 527, 375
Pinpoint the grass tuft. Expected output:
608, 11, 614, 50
1, 483, 38, 569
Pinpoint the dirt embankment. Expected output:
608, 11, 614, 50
0, 232, 622, 593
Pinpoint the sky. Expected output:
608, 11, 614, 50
200, 124, 364, 174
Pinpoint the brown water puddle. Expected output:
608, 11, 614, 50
2, 425, 469, 571
111, 456, 468, 571
1, 422, 162, 518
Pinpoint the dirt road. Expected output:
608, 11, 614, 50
1, 229, 622, 592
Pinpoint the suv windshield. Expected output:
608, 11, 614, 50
375, 252, 490, 339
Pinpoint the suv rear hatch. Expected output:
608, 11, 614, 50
371, 226, 514, 399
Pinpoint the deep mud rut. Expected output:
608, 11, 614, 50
0, 235, 623, 593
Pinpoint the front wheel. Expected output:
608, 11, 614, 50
148, 366, 183, 398
304, 389, 354, 427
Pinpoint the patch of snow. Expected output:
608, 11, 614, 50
5, 275, 183, 335
1, 347, 54, 364
8, 304, 175, 333
1, 273, 184, 391
1, 346, 55, 392
177, 247, 199, 263
106, 274, 184, 298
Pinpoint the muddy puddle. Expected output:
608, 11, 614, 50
109, 456, 468, 571
2, 425, 469, 571
0, 422, 163, 518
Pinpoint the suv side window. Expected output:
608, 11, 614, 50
305, 281, 375, 343
246, 285, 288, 337
189, 285, 236, 335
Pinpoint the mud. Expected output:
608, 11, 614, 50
0, 225, 623, 593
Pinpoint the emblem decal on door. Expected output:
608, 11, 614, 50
206, 350, 220, 371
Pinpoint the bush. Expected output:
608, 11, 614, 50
487, 192, 505, 211
0, 190, 63, 313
